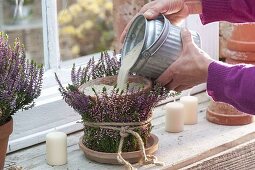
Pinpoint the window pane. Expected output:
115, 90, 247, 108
0, 0, 44, 65
57, 0, 114, 61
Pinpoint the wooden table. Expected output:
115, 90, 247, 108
5, 92, 255, 170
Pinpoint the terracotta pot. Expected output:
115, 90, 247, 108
0, 118, 13, 170
79, 133, 159, 164
223, 23, 255, 63
206, 101, 253, 126
227, 24, 255, 52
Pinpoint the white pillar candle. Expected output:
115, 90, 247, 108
180, 96, 198, 125
46, 131, 67, 166
165, 102, 185, 133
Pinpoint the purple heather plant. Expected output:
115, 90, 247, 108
55, 52, 177, 152
56, 52, 173, 123
0, 33, 43, 126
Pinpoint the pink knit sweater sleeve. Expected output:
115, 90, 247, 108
200, 0, 255, 24
200, 0, 255, 114
207, 61, 255, 115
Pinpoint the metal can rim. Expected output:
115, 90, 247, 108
121, 15, 147, 60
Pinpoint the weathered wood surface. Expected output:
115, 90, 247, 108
6, 92, 255, 170
181, 137, 255, 170
165, 130, 255, 170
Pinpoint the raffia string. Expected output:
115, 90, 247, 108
83, 117, 165, 170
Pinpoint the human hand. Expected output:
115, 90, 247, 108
157, 29, 213, 92
120, 0, 194, 43
142, 0, 188, 23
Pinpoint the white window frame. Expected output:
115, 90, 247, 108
7, 0, 219, 153
42, 0, 60, 70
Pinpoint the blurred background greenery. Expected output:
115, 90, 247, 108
58, 0, 114, 60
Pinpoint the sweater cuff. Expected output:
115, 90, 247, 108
200, 0, 233, 24
207, 61, 230, 101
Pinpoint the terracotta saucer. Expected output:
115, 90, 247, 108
79, 133, 159, 164
206, 101, 253, 126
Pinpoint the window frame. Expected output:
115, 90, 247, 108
7, 0, 219, 153
42, 0, 60, 70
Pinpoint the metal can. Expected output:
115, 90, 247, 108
121, 14, 201, 79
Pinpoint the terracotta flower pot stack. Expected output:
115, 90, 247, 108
207, 23, 255, 126
0, 118, 13, 170
222, 23, 255, 64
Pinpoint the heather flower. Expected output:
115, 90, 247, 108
0, 33, 44, 125
56, 52, 178, 152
